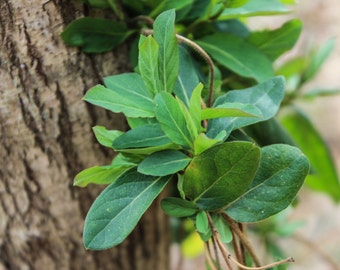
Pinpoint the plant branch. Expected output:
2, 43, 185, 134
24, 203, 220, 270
228, 255, 295, 270
206, 242, 218, 270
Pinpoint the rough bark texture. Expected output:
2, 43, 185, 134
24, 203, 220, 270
0, 1, 169, 269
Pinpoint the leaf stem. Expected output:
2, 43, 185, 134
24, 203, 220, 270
205, 242, 218, 270
228, 255, 295, 270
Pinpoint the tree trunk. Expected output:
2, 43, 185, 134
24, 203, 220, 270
0, 1, 169, 269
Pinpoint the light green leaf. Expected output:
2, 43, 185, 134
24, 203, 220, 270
138, 150, 191, 176
280, 108, 340, 202
196, 211, 209, 234
61, 18, 133, 53
155, 92, 196, 148
92, 126, 123, 148
161, 197, 198, 217
153, 9, 179, 92
126, 117, 157, 129
226, 144, 309, 222
194, 133, 220, 155
189, 83, 204, 132
207, 77, 285, 138
138, 35, 160, 96
174, 46, 201, 107
302, 88, 340, 100
183, 142, 261, 210
84, 168, 171, 250
218, 0, 290, 20
196, 33, 274, 82
212, 214, 232, 244
84, 74, 154, 118
247, 19, 302, 61
227, 0, 249, 8
74, 165, 131, 187
201, 103, 260, 120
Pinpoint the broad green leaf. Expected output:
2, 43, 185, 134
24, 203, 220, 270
189, 83, 204, 132
194, 133, 220, 155
92, 126, 123, 148
207, 77, 285, 138
74, 165, 130, 187
84, 168, 171, 250
138, 150, 191, 176
201, 103, 260, 120
212, 214, 232, 244
61, 18, 133, 53
280, 108, 340, 202
226, 144, 309, 222
247, 19, 302, 61
183, 142, 261, 210
153, 10, 179, 92
218, 0, 289, 20
303, 38, 336, 82
150, 0, 194, 17
138, 35, 160, 96
174, 46, 201, 107
161, 197, 198, 217
112, 124, 174, 154
196, 33, 274, 82
155, 92, 196, 148
84, 74, 154, 118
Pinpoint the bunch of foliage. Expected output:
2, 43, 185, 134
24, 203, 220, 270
62, 0, 340, 268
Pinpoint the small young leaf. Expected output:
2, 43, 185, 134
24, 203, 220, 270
226, 144, 309, 222
161, 197, 198, 217
92, 126, 123, 148
196, 211, 209, 234
247, 19, 302, 61
138, 35, 160, 96
183, 142, 261, 210
196, 33, 274, 82
153, 9, 179, 92
83, 168, 171, 250
193, 133, 220, 155
174, 46, 201, 107
207, 76, 285, 138
155, 92, 197, 148
189, 83, 204, 131
212, 214, 232, 244
280, 108, 340, 202
138, 150, 191, 176
61, 18, 133, 53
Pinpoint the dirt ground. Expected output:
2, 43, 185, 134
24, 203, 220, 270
171, 1, 340, 269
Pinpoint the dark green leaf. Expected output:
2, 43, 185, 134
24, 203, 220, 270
196, 33, 274, 82
150, 0, 194, 17
207, 77, 285, 138
84, 168, 171, 250
79, 0, 110, 8
61, 18, 133, 53
280, 108, 340, 202
226, 144, 309, 222
153, 9, 179, 92
247, 19, 302, 61
138, 35, 160, 96
174, 46, 201, 107
218, 0, 289, 19
183, 142, 261, 210
92, 126, 123, 148
138, 150, 191, 176
155, 92, 197, 148
161, 197, 198, 217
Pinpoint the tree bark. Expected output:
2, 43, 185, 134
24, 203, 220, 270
0, 1, 169, 269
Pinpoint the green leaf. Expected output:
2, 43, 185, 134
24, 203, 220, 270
153, 9, 179, 92
92, 126, 123, 148
207, 77, 285, 138
302, 88, 340, 100
79, 0, 110, 8
126, 117, 157, 129
226, 144, 309, 222
138, 35, 160, 96
161, 197, 198, 217
83, 168, 171, 250
183, 142, 261, 210
193, 133, 220, 155
150, 0, 194, 17
218, 0, 290, 19
189, 83, 204, 132
201, 103, 260, 120
74, 165, 130, 187
113, 124, 171, 148
174, 46, 201, 107
138, 150, 191, 176
227, 0, 249, 8
61, 18, 133, 53
303, 38, 336, 82
155, 92, 197, 148
196, 33, 274, 82
212, 214, 232, 244
247, 19, 302, 61
280, 108, 340, 202
84, 74, 154, 118
196, 211, 209, 234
